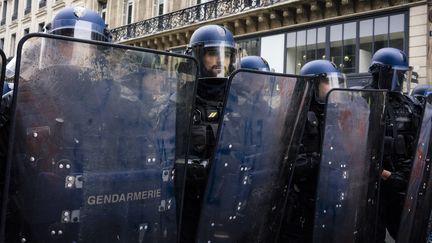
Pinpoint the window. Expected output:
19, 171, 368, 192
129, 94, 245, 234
0, 38, 4, 50
261, 34, 284, 73
154, 0, 165, 16
99, 3, 107, 22
238, 38, 260, 57
10, 33, 16, 57
24, 28, 29, 35
24, 0, 31, 14
38, 0, 46, 8
38, 22, 45, 32
123, 0, 133, 25
285, 27, 327, 74
12, 0, 18, 21
1, 1, 7, 26
283, 12, 407, 74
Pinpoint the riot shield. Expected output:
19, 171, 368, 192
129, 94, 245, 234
0, 49, 6, 94
195, 69, 314, 242
313, 89, 387, 243
0, 33, 198, 243
397, 98, 432, 243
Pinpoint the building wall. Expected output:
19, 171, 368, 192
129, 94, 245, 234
0, 0, 87, 58
409, 4, 428, 84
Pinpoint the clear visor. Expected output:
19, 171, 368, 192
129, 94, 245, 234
392, 66, 412, 93
191, 44, 239, 78
38, 38, 96, 70
316, 72, 347, 103
50, 20, 107, 41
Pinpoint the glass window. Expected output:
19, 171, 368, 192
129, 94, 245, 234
374, 16, 388, 52
317, 27, 326, 60
38, 22, 45, 32
10, 33, 16, 57
306, 28, 317, 62
343, 22, 356, 73
359, 19, 373, 73
296, 30, 306, 74
0, 38, 4, 50
389, 14, 404, 51
330, 24, 342, 69
124, 0, 134, 25
261, 34, 284, 73
238, 38, 260, 57
286, 32, 296, 74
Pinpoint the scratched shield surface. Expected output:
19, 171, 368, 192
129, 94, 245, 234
195, 70, 314, 242
313, 89, 387, 243
397, 99, 432, 243
1, 34, 197, 243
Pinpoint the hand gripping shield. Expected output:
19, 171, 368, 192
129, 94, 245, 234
397, 98, 432, 243
0, 33, 198, 243
195, 69, 314, 242
313, 89, 387, 243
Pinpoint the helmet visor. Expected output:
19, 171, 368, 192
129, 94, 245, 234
392, 66, 412, 93
316, 72, 347, 103
191, 44, 239, 78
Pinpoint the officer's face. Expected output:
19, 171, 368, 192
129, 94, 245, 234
203, 48, 231, 77
318, 79, 331, 102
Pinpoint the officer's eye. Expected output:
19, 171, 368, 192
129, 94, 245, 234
206, 50, 219, 56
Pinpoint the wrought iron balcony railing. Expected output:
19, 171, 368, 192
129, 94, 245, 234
111, 0, 285, 42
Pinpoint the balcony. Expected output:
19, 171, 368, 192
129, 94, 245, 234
111, 0, 282, 42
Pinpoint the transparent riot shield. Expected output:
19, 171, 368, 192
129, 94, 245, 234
195, 69, 313, 242
313, 89, 387, 243
397, 98, 432, 243
0, 33, 198, 243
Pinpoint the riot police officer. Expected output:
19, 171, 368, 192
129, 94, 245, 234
281, 59, 346, 243
0, 8, 111, 241
366, 47, 423, 242
240, 55, 270, 71
0, 6, 111, 161
411, 84, 432, 103
178, 24, 239, 242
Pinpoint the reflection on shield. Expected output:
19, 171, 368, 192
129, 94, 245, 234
397, 99, 432, 243
313, 89, 387, 243
1, 33, 197, 242
196, 70, 314, 242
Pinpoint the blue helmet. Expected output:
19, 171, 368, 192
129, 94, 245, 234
240, 56, 270, 72
411, 84, 432, 97
46, 6, 110, 42
2, 82, 11, 95
368, 47, 412, 92
187, 25, 239, 78
300, 60, 347, 103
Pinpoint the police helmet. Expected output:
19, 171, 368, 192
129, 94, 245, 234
411, 84, 432, 97
368, 47, 412, 92
187, 25, 239, 78
240, 56, 270, 72
2, 82, 11, 95
300, 60, 347, 104
47, 6, 111, 42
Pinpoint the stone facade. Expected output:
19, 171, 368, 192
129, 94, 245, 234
0, 0, 86, 58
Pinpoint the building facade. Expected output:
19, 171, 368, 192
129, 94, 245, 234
107, 0, 431, 85
0, 0, 86, 58
0, 0, 429, 85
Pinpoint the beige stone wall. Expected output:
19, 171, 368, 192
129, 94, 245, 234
409, 3, 428, 84
0, 0, 86, 58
